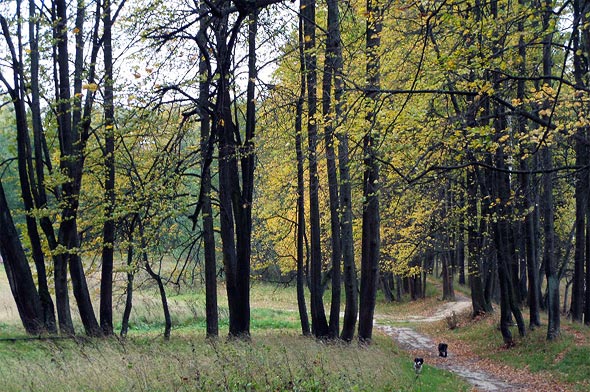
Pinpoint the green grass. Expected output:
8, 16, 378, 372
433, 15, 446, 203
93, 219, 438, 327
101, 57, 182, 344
0, 332, 468, 391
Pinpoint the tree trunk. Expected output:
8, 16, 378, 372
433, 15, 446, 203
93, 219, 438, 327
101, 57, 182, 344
334, 17, 357, 343
358, 0, 382, 343
120, 240, 135, 338
571, 0, 589, 323
520, 160, 541, 328
199, 0, 218, 338
0, 181, 45, 334
213, 8, 253, 338
145, 258, 172, 340
302, 0, 330, 339
585, 203, 590, 325
0, 11, 57, 334
100, 0, 116, 336
541, 0, 560, 341
441, 251, 455, 301
54, 0, 101, 337
295, 14, 311, 337
322, 0, 343, 340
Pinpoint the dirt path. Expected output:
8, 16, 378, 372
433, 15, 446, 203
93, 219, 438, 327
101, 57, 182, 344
375, 295, 529, 391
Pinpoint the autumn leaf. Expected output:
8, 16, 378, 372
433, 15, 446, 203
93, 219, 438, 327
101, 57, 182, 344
82, 83, 99, 92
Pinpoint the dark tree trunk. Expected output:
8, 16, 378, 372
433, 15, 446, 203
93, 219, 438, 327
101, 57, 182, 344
442, 187, 455, 302
322, 0, 342, 340
199, 0, 218, 339
442, 251, 455, 301
491, 110, 526, 341
379, 272, 394, 302
0, 11, 57, 334
54, 0, 101, 337
138, 219, 171, 339
100, 0, 116, 336
120, 239, 135, 338
0, 181, 45, 334
466, 169, 491, 316
571, 0, 589, 323
520, 160, 541, 328
571, 139, 586, 322
456, 211, 466, 286
145, 258, 172, 340
541, 0, 560, 341
542, 147, 560, 340
302, 0, 330, 339
358, 0, 382, 343
295, 14, 311, 337
585, 204, 590, 325
497, 260, 514, 346
233, 9, 258, 337
334, 15, 357, 342
212, 7, 256, 338
25, 6, 58, 334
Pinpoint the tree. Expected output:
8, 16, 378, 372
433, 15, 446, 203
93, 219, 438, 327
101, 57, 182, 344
570, 0, 590, 324
0, 7, 57, 334
100, 0, 117, 336
358, 0, 383, 343
295, 12, 311, 337
541, 0, 560, 340
198, 0, 219, 339
302, 0, 330, 339
0, 180, 45, 334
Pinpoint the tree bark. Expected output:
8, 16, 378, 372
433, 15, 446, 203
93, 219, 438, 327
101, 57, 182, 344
0, 10, 57, 334
358, 0, 382, 343
322, 0, 343, 340
120, 232, 135, 338
0, 181, 45, 334
100, 0, 116, 336
333, 7, 357, 342
302, 0, 330, 339
199, 0, 219, 339
54, 0, 101, 337
541, 0, 560, 341
571, 0, 589, 323
295, 14, 311, 337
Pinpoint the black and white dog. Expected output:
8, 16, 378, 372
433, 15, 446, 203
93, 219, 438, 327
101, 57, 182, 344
438, 342, 448, 358
413, 357, 424, 375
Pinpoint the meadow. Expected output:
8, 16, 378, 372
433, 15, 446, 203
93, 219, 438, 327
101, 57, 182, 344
0, 271, 469, 392
2, 270, 590, 391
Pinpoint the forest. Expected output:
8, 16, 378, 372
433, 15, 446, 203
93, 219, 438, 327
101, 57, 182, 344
1, 0, 590, 390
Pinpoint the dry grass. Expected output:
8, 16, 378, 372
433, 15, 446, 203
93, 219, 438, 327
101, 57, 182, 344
0, 331, 465, 391
0, 267, 473, 391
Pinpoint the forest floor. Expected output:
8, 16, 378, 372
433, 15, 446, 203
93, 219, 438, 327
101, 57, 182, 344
375, 293, 574, 391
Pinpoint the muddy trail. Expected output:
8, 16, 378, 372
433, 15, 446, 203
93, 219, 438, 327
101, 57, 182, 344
375, 295, 542, 391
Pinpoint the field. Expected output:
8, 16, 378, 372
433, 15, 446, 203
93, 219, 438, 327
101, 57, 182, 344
0, 270, 469, 392
2, 267, 590, 391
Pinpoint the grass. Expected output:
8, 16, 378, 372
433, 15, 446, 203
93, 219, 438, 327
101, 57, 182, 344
4, 264, 590, 391
0, 270, 470, 391
0, 332, 466, 391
